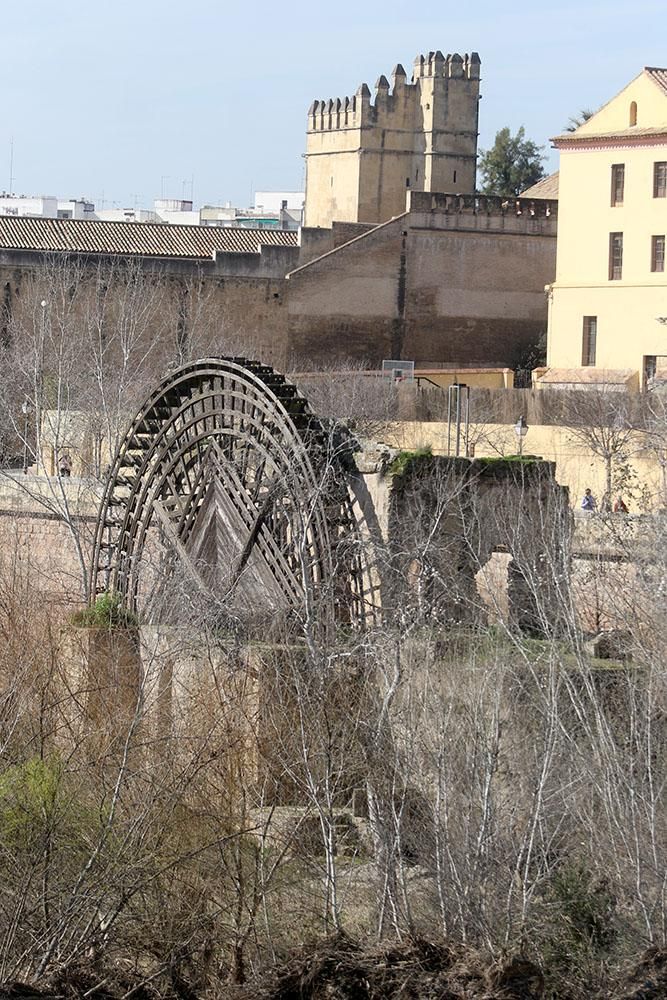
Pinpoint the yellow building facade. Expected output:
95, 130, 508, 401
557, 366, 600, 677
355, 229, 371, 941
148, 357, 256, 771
545, 68, 667, 388
304, 51, 481, 229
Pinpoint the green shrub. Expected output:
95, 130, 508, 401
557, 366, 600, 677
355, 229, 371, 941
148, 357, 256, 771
388, 446, 432, 477
541, 862, 617, 992
71, 591, 139, 629
473, 454, 541, 467
0, 755, 63, 847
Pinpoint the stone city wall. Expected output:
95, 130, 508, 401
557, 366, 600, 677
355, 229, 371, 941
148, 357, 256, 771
286, 199, 556, 368
0, 192, 557, 376
0, 477, 96, 607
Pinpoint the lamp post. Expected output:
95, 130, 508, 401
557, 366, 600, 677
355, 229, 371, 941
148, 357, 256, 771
446, 382, 470, 457
36, 299, 47, 475
514, 414, 528, 457
21, 397, 32, 473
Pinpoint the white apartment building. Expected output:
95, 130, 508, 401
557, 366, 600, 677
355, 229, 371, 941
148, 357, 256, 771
0, 194, 95, 219
0, 191, 304, 230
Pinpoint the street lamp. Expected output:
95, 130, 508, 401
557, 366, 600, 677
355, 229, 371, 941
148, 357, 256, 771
514, 414, 528, 457
21, 397, 32, 473
37, 299, 47, 476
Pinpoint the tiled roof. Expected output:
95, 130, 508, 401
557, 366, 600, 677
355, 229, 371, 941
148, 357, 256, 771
0, 217, 299, 259
521, 172, 559, 199
553, 125, 667, 144
646, 66, 667, 95
537, 368, 637, 385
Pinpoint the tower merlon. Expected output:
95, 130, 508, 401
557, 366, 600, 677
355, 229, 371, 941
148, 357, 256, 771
412, 50, 481, 79
309, 92, 365, 130
447, 53, 464, 78
392, 63, 407, 88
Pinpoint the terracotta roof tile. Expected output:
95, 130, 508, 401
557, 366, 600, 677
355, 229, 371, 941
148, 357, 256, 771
553, 125, 667, 144
521, 172, 559, 199
0, 217, 298, 259
646, 66, 667, 95
537, 368, 637, 385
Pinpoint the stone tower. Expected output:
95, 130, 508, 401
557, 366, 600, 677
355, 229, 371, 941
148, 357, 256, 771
303, 50, 481, 229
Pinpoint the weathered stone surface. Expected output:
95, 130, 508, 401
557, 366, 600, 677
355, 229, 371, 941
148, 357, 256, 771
387, 455, 571, 634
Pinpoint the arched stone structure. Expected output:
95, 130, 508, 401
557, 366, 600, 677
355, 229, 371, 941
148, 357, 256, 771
387, 455, 571, 635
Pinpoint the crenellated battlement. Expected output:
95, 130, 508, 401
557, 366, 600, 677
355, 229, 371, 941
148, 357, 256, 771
304, 48, 482, 228
412, 49, 481, 80
407, 191, 558, 220
307, 50, 481, 133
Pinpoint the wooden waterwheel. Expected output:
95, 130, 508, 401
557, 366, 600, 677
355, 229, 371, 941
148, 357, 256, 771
91, 358, 378, 630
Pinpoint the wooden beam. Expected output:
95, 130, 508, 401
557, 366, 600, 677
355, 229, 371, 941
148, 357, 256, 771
151, 498, 211, 598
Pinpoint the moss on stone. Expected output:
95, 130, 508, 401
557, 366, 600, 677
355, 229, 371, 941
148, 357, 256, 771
388, 445, 433, 477
71, 591, 139, 629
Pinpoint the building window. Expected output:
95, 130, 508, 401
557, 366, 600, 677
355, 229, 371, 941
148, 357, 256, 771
629, 101, 638, 126
609, 232, 623, 280
652, 235, 666, 272
582, 316, 597, 366
654, 162, 667, 198
610, 164, 624, 206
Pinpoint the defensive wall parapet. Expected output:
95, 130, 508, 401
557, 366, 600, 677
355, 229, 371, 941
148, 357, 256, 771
211, 243, 300, 278
0, 474, 98, 516
0, 242, 300, 281
307, 51, 481, 133
309, 383, 643, 429
407, 190, 558, 233
413, 50, 481, 80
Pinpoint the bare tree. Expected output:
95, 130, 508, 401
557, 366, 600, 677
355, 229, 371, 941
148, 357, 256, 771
565, 386, 641, 510
640, 388, 667, 506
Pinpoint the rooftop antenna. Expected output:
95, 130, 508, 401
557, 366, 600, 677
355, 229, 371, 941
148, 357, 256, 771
9, 136, 14, 195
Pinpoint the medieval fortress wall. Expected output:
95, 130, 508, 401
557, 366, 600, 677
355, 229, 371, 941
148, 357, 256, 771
0, 477, 96, 606
0, 48, 559, 373
288, 193, 557, 366
0, 198, 556, 372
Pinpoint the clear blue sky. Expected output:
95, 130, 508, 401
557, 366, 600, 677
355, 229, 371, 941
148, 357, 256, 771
2, 0, 666, 210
